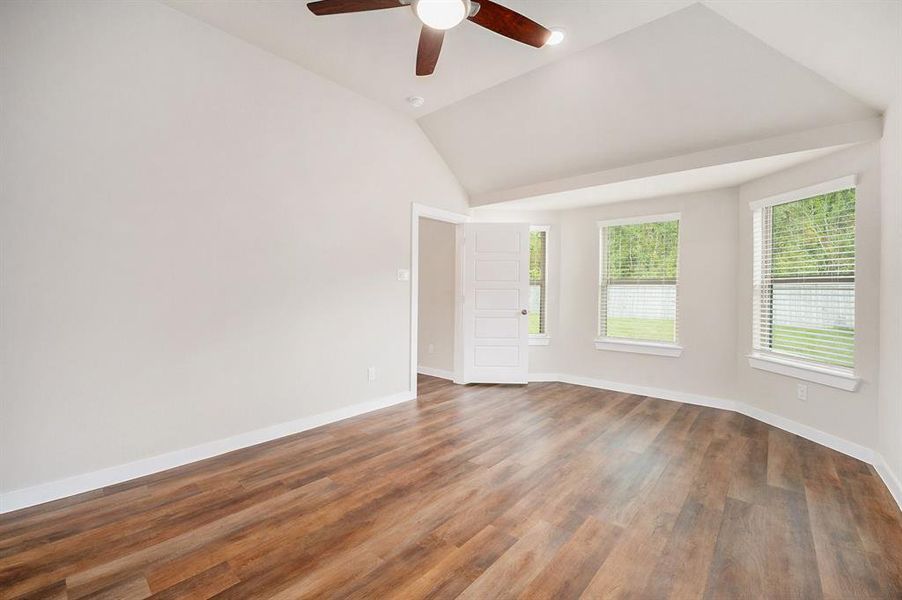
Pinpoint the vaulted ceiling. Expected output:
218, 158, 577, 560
164, 0, 694, 116
165, 0, 901, 207
418, 4, 879, 197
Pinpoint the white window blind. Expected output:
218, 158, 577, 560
752, 182, 856, 370
598, 215, 679, 343
529, 227, 548, 335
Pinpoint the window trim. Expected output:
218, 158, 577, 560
529, 225, 551, 344
594, 338, 683, 357
596, 212, 681, 228
747, 352, 860, 392
749, 175, 858, 380
748, 175, 856, 210
596, 212, 681, 347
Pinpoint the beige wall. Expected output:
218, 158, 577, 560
736, 144, 881, 448
477, 146, 886, 455
879, 100, 902, 491
417, 219, 456, 373
475, 191, 738, 397
2, 0, 897, 505
546, 190, 739, 398
0, 1, 468, 494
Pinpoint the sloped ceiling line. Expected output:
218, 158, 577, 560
418, 4, 880, 203
166, 1, 900, 207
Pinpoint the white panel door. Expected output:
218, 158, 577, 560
462, 223, 530, 383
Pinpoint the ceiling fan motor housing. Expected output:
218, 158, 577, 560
307, 0, 551, 76
412, 0, 474, 30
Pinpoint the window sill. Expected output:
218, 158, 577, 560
747, 353, 859, 392
529, 335, 551, 346
594, 338, 683, 357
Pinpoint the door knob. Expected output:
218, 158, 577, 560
521, 309, 528, 315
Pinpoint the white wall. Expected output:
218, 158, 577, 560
417, 218, 455, 374
0, 0, 467, 495
736, 144, 881, 449
879, 100, 902, 496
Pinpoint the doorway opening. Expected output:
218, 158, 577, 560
417, 217, 457, 382
409, 203, 468, 395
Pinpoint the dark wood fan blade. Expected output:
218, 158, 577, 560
307, 0, 406, 16
416, 26, 444, 76
467, 0, 550, 48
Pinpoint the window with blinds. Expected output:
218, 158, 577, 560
752, 181, 856, 370
529, 227, 548, 336
598, 215, 679, 344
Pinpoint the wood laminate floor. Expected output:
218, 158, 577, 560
2, 376, 901, 599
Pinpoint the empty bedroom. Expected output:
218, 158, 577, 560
1, 0, 901, 598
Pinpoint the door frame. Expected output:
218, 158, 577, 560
410, 203, 469, 395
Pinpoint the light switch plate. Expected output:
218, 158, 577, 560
397, 269, 410, 281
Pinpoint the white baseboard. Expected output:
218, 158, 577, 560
873, 453, 902, 513
4, 374, 899, 515
542, 372, 896, 507
0, 389, 415, 515
739, 403, 873, 463
541, 373, 740, 413
530, 372, 875, 465
527, 372, 562, 383
417, 366, 454, 380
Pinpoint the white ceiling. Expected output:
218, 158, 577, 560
419, 4, 877, 195
705, 0, 902, 111
164, 0, 901, 207
473, 145, 852, 211
164, 0, 902, 118
163, 0, 693, 117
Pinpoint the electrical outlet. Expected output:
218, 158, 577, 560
796, 383, 808, 402
368, 366, 376, 382
427, 343, 435, 354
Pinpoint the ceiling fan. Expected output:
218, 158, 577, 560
306, 0, 552, 76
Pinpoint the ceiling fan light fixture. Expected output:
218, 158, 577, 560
414, 0, 469, 31
308, 0, 552, 76
545, 29, 565, 46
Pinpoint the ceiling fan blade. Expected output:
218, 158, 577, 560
416, 26, 444, 76
467, 0, 550, 48
307, 0, 406, 16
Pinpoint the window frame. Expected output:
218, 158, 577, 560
529, 225, 551, 345
747, 175, 860, 391
595, 213, 683, 357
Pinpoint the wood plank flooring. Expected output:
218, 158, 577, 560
2, 375, 901, 599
